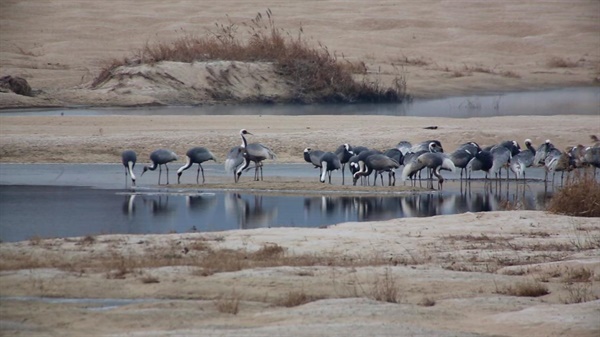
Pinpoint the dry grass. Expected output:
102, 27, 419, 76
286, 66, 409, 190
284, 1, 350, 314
560, 282, 598, 304
417, 297, 436, 307
547, 172, 600, 217
91, 10, 407, 103
276, 289, 324, 307
546, 56, 580, 68
214, 289, 240, 315
370, 267, 400, 303
496, 280, 549, 297
140, 275, 160, 284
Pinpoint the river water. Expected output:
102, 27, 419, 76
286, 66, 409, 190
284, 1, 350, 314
1, 87, 597, 242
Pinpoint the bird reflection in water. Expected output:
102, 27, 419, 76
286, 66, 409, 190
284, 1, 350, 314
185, 194, 217, 211
225, 193, 278, 229
121, 194, 136, 219
143, 194, 175, 215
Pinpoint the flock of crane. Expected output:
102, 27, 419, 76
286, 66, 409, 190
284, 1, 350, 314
121, 129, 600, 189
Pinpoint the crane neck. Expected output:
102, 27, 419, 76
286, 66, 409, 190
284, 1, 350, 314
240, 131, 248, 148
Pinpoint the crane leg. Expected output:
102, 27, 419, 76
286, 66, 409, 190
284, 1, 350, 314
165, 165, 170, 185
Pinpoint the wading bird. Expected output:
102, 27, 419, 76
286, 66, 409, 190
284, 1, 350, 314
509, 139, 536, 180
402, 152, 455, 189
142, 149, 178, 185
121, 150, 137, 186
304, 147, 325, 179
225, 146, 246, 183
335, 144, 354, 185
354, 153, 400, 186
319, 152, 341, 184
466, 150, 493, 179
176, 147, 218, 184
236, 129, 277, 181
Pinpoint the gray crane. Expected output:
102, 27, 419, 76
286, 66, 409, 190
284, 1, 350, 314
402, 152, 456, 189
225, 146, 247, 183
509, 139, 536, 180
449, 148, 476, 181
457, 141, 482, 155
334, 144, 354, 185
544, 148, 574, 185
411, 140, 444, 153
304, 147, 325, 179
237, 129, 277, 181
319, 152, 341, 184
466, 149, 493, 179
176, 147, 218, 184
401, 150, 427, 182
490, 145, 512, 180
483, 140, 520, 156
121, 150, 137, 186
351, 145, 370, 156
141, 149, 178, 185
533, 140, 553, 167
351, 149, 382, 185
396, 141, 412, 156
354, 153, 400, 186
383, 148, 403, 165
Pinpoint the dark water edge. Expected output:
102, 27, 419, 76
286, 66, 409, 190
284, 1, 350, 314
0, 183, 553, 243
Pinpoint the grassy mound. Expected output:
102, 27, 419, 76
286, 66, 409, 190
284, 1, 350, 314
92, 10, 407, 104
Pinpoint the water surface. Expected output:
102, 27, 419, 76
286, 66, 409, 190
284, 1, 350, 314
1, 87, 597, 118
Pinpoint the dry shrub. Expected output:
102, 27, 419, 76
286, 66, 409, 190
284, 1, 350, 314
418, 297, 436, 307
78, 235, 96, 245
252, 243, 285, 260
497, 280, 549, 297
276, 289, 323, 307
370, 267, 400, 303
214, 289, 240, 315
547, 172, 600, 217
560, 283, 598, 304
140, 275, 160, 284
546, 56, 579, 68
91, 9, 407, 103
562, 267, 594, 283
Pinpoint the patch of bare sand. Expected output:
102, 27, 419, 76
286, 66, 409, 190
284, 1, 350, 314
0, 211, 598, 336
1, 115, 599, 164
1, 0, 599, 108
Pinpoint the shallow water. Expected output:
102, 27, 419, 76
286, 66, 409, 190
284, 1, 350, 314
0, 181, 554, 243
0, 162, 571, 242
1, 87, 598, 118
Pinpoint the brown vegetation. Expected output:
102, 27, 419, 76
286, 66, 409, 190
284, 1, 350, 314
496, 280, 550, 297
91, 10, 407, 104
547, 172, 600, 217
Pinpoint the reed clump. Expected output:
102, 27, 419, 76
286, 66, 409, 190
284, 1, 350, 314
91, 9, 407, 103
546, 172, 600, 217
